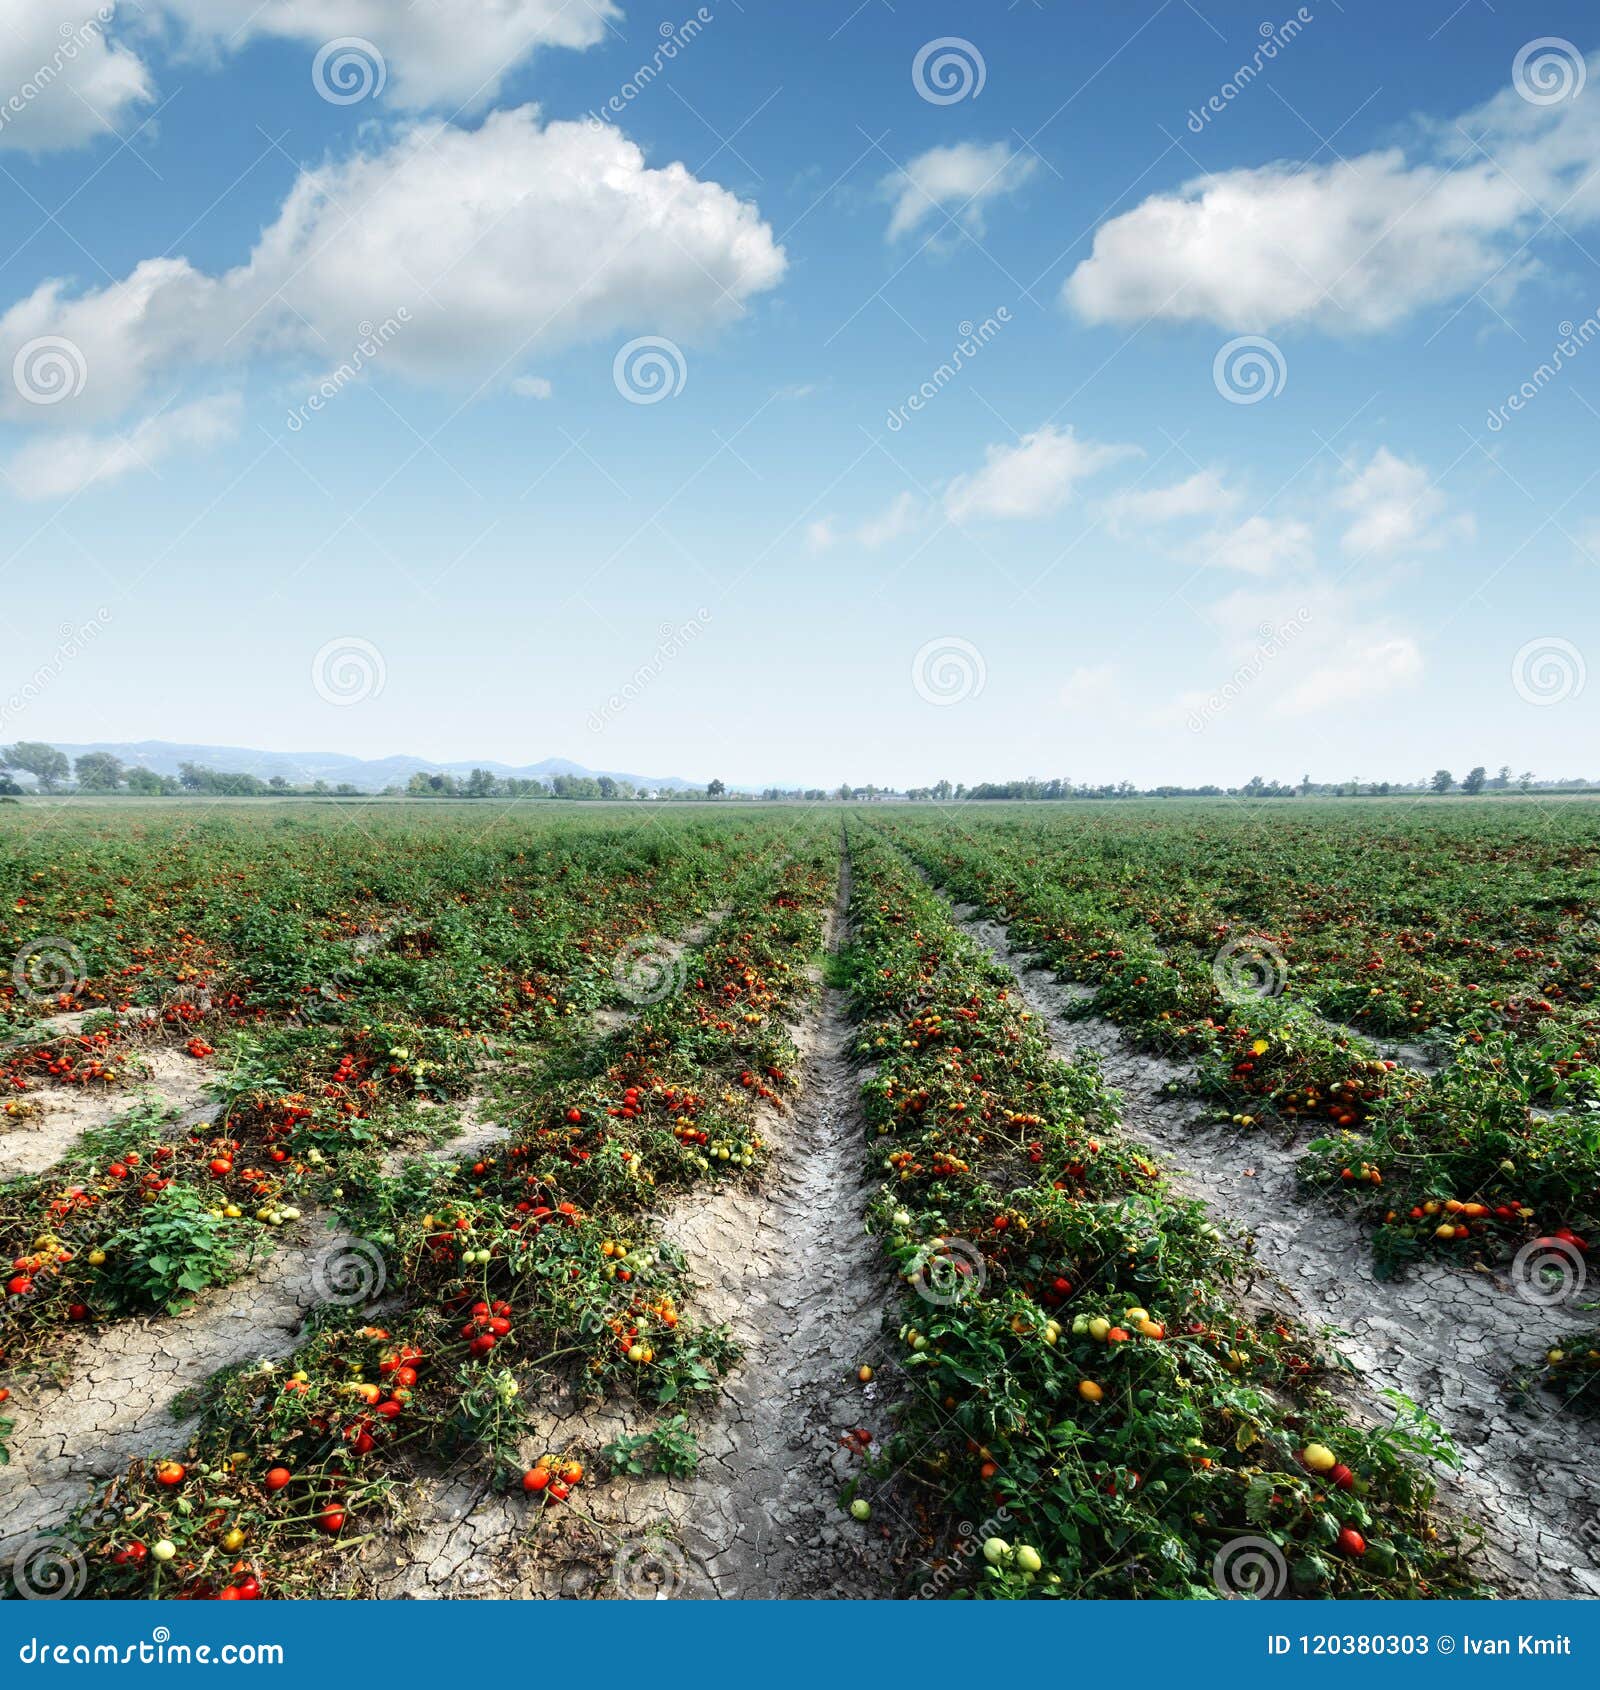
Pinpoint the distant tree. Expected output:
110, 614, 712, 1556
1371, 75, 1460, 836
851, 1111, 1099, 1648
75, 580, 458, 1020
178, 761, 206, 792
597, 775, 618, 800
1462, 765, 1487, 795
73, 752, 124, 791
1519, 770, 1534, 792
311, 779, 331, 795
333, 783, 360, 796
466, 768, 497, 798
268, 775, 290, 792
4, 741, 69, 791
1493, 764, 1511, 790
1431, 769, 1454, 794
835, 784, 854, 801
125, 766, 164, 796
706, 778, 726, 798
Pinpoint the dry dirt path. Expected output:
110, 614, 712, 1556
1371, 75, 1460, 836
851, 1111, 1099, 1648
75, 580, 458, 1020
0, 1208, 356, 1563
952, 905, 1599, 1600
369, 846, 899, 1599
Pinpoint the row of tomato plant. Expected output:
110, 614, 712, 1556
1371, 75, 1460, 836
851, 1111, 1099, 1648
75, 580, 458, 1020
873, 809, 1598, 1284
842, 822, 1484, 1599
2, 820, 840, 1598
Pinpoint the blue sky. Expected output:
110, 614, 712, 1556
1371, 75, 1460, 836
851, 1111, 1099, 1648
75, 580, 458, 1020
1, 0, 1597, 789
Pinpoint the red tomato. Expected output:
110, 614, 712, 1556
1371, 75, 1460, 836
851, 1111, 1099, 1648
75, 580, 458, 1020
263, 1467, 292, 1492
1337, 1527, 1367, 1558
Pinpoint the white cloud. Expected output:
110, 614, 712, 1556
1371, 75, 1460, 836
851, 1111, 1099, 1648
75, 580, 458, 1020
0, 3, 154, 152
1282, 633, 1424, 713
1186, 579, 1424, 722
4, 393, 238, 497
945, 424, 1135, 522
1103, 467, 1239, 534
808, 490, 922, 551
0, 109, 785, 429
1336, 446, 1468, 555
0, 1, 620, 154
1063, 54, 1600, 332
882, 140, 1037, 241
1197, 513, 1315, 576
511, 375, 553, 399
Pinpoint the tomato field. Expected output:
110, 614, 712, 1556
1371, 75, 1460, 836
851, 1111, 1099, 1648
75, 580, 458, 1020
1, 799, 1596, 1601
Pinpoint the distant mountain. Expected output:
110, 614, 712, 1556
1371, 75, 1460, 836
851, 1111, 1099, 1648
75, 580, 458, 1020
21, 742, 701, 794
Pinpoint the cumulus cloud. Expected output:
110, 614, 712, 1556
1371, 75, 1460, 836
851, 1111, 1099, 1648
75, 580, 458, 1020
0, 109, 786, 435
881, 140, 1037, 241
510, 376, 553, 399
945, 424, 1135, 522
0, 3, 154, 152
1336, 446, 1469, 556
1063, 51, 1600, 332
3, 392, 238, 497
